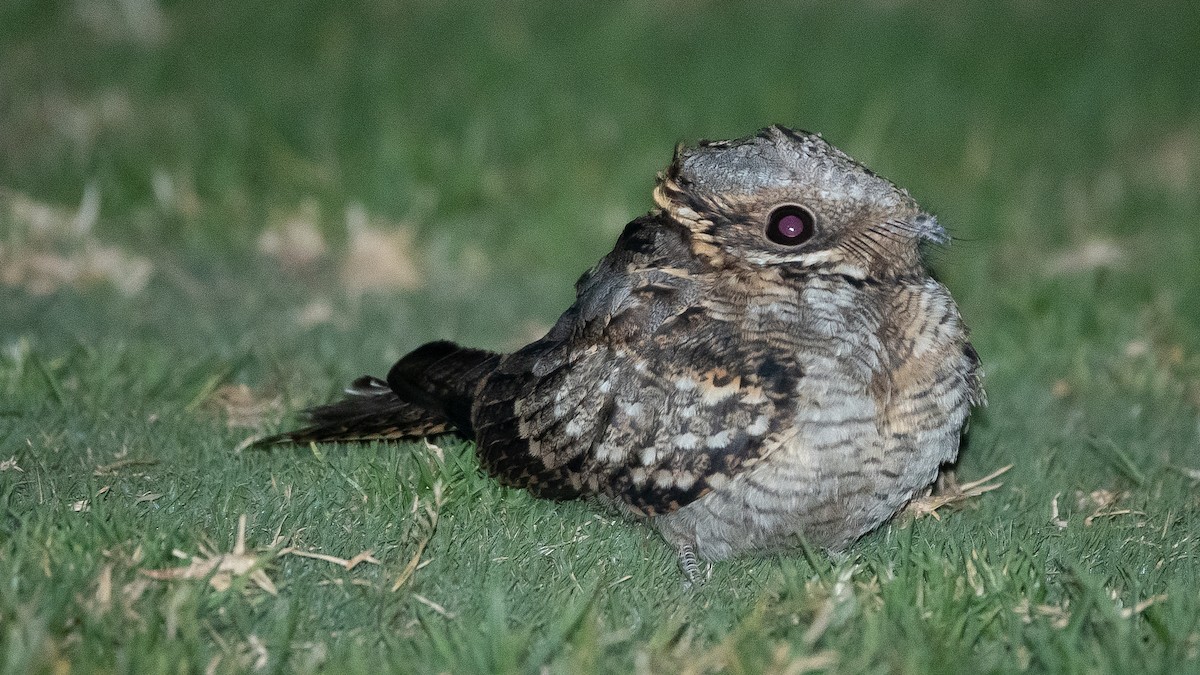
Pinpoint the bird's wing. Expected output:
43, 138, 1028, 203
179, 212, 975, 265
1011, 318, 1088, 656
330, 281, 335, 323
582, 313, 803, 515
472, 215, 802, 514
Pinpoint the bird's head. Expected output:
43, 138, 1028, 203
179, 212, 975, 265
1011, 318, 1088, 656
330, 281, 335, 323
654, 125, 947, 280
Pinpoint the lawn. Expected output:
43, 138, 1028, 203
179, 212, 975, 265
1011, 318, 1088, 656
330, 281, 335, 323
2, 1, 1199, 672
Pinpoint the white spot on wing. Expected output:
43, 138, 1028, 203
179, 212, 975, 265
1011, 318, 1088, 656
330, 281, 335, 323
673, 433, 699, 450
594, 441, 623, 463
706, 429, 733, 448
566, 418, 585, 438
747, 414, 770, 436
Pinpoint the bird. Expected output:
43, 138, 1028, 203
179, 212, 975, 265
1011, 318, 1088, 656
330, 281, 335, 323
255, 125, 983, 578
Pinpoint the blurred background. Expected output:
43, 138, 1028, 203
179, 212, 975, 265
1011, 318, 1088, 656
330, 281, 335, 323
1, 0, 1198, 393
3, 3, 1200, 670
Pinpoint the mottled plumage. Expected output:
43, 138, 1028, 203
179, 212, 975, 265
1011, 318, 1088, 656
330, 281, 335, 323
259, 126, 983, 572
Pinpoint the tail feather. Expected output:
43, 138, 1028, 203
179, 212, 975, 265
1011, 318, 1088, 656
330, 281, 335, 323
387, 340, 499, 436
252, 385, 454, 447
250, 342, 499, 448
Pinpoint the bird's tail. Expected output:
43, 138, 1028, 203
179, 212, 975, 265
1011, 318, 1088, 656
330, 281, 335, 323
249, 341, 498, 448
250, 375, 454, 447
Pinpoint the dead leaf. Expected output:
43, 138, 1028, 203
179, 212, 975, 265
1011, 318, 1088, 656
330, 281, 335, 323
1, 240, 153, 296
4, 189, 82, 237
1124, 340, 1150, 358
90, 564, 114, 615
296, 299, 334, 327
206, 384, 282, 429
1144, 125, 1198, 194
121, 577, 150, 620
1071, 489, 1144, 526
1076, 489, 1126, 511
141, 515, 278, 595
1014, 597, 1071, 629
1, 189, 153, 296
340, 203, 424, 294
258, 202, 326, 267
1043, 240, 1125, 276
0, 456, 22, 472
76, 2, 166, 46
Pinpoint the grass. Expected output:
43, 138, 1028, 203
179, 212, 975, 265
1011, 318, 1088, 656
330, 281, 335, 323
2, 0, 1199, 672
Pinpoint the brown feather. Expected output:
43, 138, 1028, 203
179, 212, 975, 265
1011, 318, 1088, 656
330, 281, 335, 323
260, 126, 983, 570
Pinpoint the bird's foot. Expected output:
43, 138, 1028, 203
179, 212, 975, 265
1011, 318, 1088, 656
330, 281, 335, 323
677, 544, 712, 587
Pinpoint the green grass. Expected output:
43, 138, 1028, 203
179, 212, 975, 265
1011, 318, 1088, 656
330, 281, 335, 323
3, 0, 1200, 672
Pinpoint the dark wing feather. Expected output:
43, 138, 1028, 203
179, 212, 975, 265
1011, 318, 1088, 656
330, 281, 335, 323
471, 214, 801, 514
590, 317, 802, 515
387, 341, 499, 436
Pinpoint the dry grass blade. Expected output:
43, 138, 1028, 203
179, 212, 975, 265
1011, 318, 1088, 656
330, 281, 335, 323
1119, 594, 1168, 618
279, 548, 380, 571
205, 384, 282, 429
94, 458, 158, 476
411, 593, 455, 618
392, 482, 444, 592
141, 515, 278, 595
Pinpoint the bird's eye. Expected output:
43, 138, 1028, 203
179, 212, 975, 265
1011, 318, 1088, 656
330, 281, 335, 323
765, 205, 815, 246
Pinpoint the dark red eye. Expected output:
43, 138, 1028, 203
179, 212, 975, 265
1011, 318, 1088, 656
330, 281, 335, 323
766, 205, 815, 246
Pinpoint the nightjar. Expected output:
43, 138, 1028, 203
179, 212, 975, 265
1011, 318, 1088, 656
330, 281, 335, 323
257, 126, 983, 575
